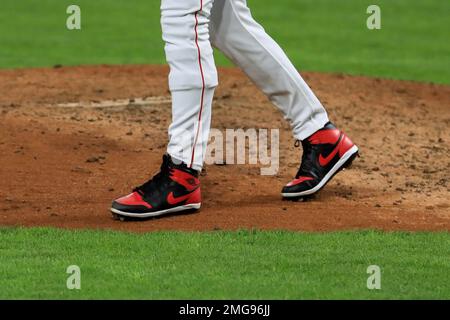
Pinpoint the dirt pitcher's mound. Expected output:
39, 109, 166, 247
0, 65, 449, 232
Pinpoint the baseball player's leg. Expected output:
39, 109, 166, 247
110, 0, 217, 219
162, 0, 218, 170
210, 0, 358, 198
209, 0, 328, 140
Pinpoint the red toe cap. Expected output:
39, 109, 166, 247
115, 192, 152, 208
286, 176, 314, 187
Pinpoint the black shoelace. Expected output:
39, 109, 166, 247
133, 156, 172, 195
295, 140, 315, 178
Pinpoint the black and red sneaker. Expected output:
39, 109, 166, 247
111, 154, 201, 219
282, 122, 359, 198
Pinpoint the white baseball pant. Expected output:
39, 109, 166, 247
162, 0, 329, 170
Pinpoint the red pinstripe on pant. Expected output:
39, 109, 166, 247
190, 0, 206, 169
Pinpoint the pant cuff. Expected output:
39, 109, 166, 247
293, 114, 330, 141
167, 152, 202, 172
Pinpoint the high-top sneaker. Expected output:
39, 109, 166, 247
111, 154, 201, 219
282, 122, 359, 198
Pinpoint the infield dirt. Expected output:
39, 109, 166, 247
0, 65, 449, 232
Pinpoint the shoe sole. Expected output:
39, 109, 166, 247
281, 145, 359, 198
111, 203, 201, 220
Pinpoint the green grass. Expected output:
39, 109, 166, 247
0, 0, 449, 83
0, 228, 449, 299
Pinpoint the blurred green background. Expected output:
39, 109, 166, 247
0, 0, 449, 83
